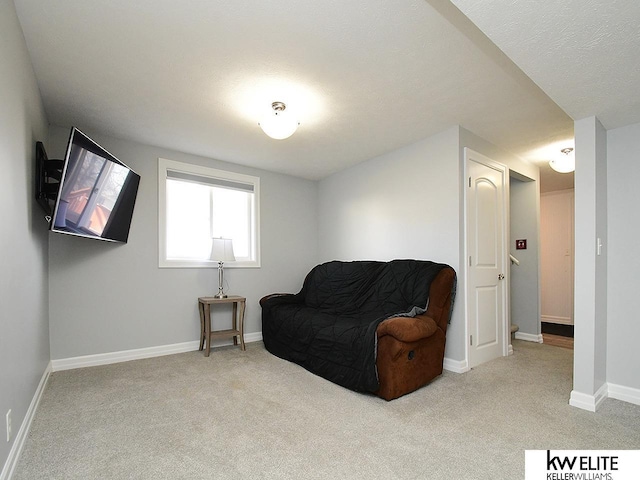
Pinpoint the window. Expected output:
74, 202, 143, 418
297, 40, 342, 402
159, 158, 260, 268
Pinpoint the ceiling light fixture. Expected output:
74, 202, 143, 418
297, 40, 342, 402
549, 147, 575, 173
258, 102, 299, 140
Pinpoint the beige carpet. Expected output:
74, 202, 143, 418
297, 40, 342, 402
13, 341, 640, 479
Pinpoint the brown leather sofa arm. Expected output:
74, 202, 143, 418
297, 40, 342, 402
425, 267, 456, 332
377, 314, 439, 343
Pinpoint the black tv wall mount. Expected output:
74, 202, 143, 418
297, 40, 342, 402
35, 141, 63, 220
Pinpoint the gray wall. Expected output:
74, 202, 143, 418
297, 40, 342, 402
0, 0, 50, 473
606, 121, 640, 391
317, 125, 540, 366
509, 177, 540, 337
317, 127, 464, 360
47, 125, 318, 359
458, 128, 540, 182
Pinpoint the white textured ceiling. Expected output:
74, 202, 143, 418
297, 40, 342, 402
13, 0, 587, 181
451, 0, 640, 131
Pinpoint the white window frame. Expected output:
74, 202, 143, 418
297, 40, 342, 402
158, 158, 260, 268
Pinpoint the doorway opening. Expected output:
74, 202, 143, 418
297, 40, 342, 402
540, 186, 575, 350
508, 173, 540, 350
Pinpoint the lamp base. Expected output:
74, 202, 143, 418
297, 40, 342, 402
214, 261, 228, 299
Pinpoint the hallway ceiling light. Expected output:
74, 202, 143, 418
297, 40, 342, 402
549, 147, 575, 173
258, 101, 299, 140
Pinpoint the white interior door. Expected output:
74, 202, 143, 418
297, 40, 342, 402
466, 149, 508, 368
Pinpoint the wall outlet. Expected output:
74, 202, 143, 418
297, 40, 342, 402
6, 409, 11, 442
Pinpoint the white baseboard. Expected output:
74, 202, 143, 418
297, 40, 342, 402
607, 382, 640, 407
541, 315, 573, 326
443, 357, 469, 373
52, 332, 264, 372
0, 361, 51, 480
515, 332, 544, 343
508, 343, 514, 356
569, 383, 608, 412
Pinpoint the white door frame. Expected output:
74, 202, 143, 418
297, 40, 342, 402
463, 147, 510, 368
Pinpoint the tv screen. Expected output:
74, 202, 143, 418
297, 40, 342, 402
50, 127, 140, 243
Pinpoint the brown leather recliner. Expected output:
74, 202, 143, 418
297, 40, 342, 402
375, 266, 456, 400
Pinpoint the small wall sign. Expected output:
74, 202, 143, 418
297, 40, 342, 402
516, 239, 527, 250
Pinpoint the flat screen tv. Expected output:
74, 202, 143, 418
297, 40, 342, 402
50, 127, 141, 243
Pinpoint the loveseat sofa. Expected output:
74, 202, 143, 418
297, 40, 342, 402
260, 259, 456, 400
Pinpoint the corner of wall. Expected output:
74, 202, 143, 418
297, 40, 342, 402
569, 383, 608, 412
0, 362, 51, 480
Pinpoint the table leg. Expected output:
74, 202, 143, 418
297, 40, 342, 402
232, 302, 238, 346
239, 300, 246, 351
198, 301, 205, 351
204, 303, 211, 357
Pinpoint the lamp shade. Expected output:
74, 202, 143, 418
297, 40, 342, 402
258, 102, 299, 140
549, 147, 575, 173
210, 238, 235, 262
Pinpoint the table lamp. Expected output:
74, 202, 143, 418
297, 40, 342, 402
210, 237, 235, 298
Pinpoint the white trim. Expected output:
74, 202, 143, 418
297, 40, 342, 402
608, 382, 640, 406
241, 331, 263, 343
515, 332, 544, 343
508, 343, 514, 355
0, 362, 51, 480
158, 157, 261, 269
569, 383, 608, 412
52, 341, 199, 371
541, 315, 573, 326
52, 332, 264, 372
443, 357, 470, 373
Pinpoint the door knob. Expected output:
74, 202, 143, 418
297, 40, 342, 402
498, 273, 505, 280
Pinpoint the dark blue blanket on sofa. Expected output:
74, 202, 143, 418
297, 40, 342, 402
261, 259, 449, 392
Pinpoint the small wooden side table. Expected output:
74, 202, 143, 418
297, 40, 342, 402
198, 296, 246, 357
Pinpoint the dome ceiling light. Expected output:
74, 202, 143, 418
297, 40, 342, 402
258, 102, 299, 140
549, 147, 575, 173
